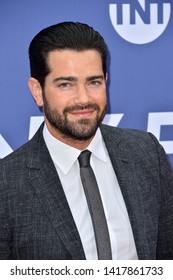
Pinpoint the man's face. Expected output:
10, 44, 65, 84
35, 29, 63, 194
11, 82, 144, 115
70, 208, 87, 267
42, 50, 107, 142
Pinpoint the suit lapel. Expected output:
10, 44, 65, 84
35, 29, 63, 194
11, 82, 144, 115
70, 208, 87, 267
26, 123, 155, 259
27, 124, 85, 260
101, 125, 154, 259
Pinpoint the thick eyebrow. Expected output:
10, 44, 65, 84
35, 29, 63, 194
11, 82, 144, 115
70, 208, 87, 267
52, 76, 77, 83
86, 75, 105, 82
52, 75, 104, 84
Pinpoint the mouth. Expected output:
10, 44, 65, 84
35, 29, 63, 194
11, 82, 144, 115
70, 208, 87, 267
64, 104, 99, 119
69, 109, 95, 118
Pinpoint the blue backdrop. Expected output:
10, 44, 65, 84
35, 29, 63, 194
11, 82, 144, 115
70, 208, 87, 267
0, 0, 173, 165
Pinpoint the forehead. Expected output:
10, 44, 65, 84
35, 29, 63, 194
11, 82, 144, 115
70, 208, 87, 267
47, 49, 103, 73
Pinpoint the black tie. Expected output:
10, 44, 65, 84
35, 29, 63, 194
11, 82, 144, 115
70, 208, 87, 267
78, 150, 112, 260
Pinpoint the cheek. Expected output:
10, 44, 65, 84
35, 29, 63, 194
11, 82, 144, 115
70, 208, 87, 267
50, 98, 73, 114
95, 91, 107, 106
44, 91, 66, 110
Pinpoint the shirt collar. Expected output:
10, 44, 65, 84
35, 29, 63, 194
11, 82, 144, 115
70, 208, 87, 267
43, 124, 107, 175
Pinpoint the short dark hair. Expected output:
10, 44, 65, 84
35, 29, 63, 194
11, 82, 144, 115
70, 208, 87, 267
29, 22, 108, 88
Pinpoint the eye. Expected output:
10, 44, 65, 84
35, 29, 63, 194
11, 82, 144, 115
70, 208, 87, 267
58, 82, 71, 88
89, 80, 102, 88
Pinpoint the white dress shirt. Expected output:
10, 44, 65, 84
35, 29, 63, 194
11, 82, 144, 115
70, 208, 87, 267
43, 124, 138, 259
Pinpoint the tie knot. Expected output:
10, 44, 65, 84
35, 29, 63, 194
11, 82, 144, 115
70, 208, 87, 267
78, 150, 91, 167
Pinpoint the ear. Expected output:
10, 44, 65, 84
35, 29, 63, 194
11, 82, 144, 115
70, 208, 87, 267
28, 77, 43, 107
105, 73, 108, 82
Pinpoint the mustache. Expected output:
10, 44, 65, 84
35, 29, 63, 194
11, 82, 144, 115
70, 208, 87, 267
63, 103, 100, 114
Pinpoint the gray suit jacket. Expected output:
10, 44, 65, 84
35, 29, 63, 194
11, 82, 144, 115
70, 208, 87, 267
0, 123, 173, 259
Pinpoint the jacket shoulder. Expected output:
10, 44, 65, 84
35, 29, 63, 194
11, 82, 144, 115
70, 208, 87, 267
100, 124, 156, 144
0, 123, 44, 168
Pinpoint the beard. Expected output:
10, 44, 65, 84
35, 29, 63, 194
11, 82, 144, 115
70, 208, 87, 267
43, 95, 107, 141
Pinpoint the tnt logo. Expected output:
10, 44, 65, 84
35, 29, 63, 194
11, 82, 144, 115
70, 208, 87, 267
109, 0, 171, 44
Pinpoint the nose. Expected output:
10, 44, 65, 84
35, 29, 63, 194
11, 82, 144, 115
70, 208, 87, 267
74, 84, 91, 105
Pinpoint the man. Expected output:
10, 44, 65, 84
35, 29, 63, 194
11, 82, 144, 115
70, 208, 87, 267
0, 22, 173, 260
